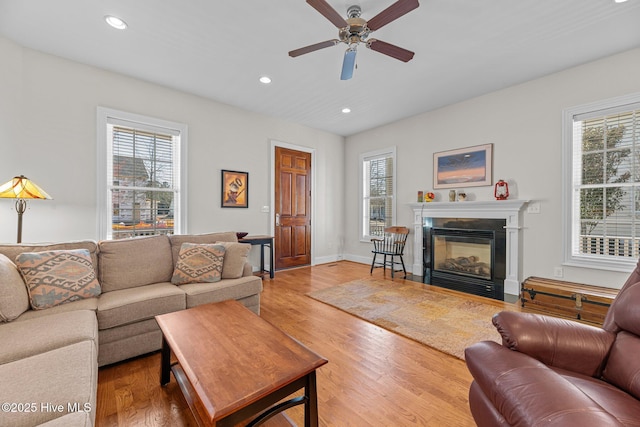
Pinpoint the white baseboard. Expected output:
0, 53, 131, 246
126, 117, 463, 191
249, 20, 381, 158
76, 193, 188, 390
313, 254, 343, 265
252, 254, 363, 271
343, 254, 371, 265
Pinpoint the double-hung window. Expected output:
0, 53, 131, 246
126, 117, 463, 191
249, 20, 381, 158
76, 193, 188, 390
360, 147, 396, 240
563, 93, 640, 271
97, 107, 187, 240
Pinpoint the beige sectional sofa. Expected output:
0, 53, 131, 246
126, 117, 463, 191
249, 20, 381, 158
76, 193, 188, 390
0, 232, 263, 427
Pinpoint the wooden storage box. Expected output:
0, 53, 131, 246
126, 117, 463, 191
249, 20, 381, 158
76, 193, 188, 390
521, 276, 618, 326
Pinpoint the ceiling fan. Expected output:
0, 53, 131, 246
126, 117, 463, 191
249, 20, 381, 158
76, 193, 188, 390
289, 0, 419, 80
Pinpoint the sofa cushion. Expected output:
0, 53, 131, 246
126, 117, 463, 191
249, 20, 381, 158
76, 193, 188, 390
171, 243, 225, 285
169, 232, 238, 266
15, 249, 102, 310
179, 275, 263, 308
0, 240, 99, 270
16, 297, 98, 322
602, 331, 640, 400
602, 282, 640, 400
98, 235, 174, 292
97, 282, 186, 329
0, 309, 98, 365
215, 241, 252, 279
0, 340, 97, 427
558, 366, 640, 424
609, 281, 640, 336
0, 253, 29, 322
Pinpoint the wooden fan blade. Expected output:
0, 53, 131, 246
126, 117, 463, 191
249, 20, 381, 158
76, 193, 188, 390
367, 39, 415, 62
306, 0, 348, 28
289, 40, 339, 57
367, 0, 419, 31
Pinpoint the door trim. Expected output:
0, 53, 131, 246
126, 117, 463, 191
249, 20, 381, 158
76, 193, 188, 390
270, 140, 317, 267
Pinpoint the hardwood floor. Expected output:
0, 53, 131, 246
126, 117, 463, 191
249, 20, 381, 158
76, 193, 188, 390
96, 261, 517, 426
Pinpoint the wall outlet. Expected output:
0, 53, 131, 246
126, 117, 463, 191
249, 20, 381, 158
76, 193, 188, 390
553, 267, 564, 278
527, 202, 541, 214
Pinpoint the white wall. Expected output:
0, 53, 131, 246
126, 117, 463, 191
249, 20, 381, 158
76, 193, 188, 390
344, 47, 640, 290
0, 36, 345, 265
4, 33, 640, 288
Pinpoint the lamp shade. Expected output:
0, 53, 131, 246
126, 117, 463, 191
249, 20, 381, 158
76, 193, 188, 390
0, 175, 52, 200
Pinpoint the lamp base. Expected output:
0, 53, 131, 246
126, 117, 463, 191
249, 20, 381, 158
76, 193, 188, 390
15, 199, 26, 244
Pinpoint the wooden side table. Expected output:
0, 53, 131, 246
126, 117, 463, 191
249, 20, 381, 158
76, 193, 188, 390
239, 235, 274, 279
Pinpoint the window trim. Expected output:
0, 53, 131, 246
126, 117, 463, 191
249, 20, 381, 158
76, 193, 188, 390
359, 146, 397, 242
97, 107, 188, 240
562, 92, 640, 272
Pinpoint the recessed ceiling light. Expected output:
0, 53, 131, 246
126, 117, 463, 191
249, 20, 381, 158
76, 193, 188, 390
615, 0, 628, 3
259, 76, 272, 84
105, 15, 127, 30
342, 107, 351, 114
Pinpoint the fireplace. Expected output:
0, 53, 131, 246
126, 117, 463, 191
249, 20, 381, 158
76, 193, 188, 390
424, 218, 506, 300
410, 200, 527, 299
433, 231, 492, 280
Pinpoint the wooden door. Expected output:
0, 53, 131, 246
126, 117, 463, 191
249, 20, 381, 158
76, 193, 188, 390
275, 146, 311, 269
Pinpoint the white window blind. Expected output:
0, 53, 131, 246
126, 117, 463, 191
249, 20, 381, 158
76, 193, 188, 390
97, 108, 187, 240
564, 95, 640, 271
360, 147, 396, 240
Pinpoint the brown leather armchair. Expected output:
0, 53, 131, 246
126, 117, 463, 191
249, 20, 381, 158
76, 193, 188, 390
464, 262, 640, 426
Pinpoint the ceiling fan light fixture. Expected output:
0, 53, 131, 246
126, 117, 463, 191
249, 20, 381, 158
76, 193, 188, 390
259, 76, 272, 84
341, 48, 357, 80
105, 15, 127, 30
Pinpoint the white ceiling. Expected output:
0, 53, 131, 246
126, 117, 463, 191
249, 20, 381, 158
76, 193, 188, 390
1, 0, 639, 136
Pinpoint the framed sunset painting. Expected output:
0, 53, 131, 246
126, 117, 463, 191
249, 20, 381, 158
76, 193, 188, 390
433, 144, 493, 189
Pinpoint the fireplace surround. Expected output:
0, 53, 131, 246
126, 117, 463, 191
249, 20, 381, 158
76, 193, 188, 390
409, 200, 528, 299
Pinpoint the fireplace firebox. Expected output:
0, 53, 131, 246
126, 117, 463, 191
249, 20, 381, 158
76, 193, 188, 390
424, 218, 506, 300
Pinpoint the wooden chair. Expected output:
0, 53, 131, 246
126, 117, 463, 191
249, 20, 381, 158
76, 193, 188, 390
370, 226, 410, 278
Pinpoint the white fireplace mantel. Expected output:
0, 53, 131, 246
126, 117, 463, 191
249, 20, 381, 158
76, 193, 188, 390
409, 200, 529, 297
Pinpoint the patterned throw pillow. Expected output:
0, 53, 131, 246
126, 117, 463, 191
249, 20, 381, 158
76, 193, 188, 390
171, 243, 226, 285
15, 249, 102, 310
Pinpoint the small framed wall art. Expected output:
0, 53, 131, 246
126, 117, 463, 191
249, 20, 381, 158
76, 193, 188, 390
221, 170, 248, 208
433, 143, 493, 189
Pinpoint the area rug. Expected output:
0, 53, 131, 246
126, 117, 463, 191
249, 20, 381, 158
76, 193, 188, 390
307, 278, 515, 360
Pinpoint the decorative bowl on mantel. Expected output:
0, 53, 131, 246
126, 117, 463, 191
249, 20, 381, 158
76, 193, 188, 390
236, 232, 249, 240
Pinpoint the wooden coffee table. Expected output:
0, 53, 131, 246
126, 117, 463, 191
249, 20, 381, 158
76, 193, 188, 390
156, 300, 328, 426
